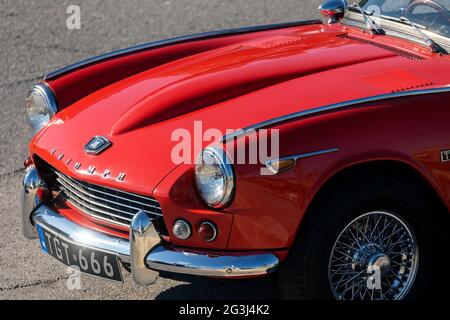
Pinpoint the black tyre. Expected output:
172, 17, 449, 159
277, 170, 448, 300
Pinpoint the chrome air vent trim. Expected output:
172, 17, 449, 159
338, 34, 425, 60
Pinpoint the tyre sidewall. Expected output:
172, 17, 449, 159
281, 179, 442, 300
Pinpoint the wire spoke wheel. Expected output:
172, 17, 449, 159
328, 211, 419, 300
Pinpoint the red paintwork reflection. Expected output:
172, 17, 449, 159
30, 22, 450, 258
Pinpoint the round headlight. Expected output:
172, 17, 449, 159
26, 84, 58, 134
195, 146, 235, 209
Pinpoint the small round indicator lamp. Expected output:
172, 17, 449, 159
172, 219, 192, 240
198, 222, 218, 242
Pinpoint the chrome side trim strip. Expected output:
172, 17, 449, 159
222, 86, 450, 142
44, 20, 322, 80
279, 148, 340, 161
265, 148, 340, 174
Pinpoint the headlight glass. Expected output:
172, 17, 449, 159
26, 84, 57, 134
195, 146, 235, 209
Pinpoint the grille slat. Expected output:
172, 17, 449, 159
55, 171, 161, 209
56, 173, 161, 215
57, 178, 136, 217
53, 170, 163, 228
67, 196, 133, 223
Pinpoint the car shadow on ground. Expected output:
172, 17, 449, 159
155, 272, 282, 300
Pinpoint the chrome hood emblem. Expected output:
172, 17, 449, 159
84, 136, 112, 155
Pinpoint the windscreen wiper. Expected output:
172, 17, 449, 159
398, 16, 447, 54
350, 3, 385, 35
380, 14, 447, 54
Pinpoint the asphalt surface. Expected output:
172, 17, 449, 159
0, 0, 322, 300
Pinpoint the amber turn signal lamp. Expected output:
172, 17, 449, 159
265, 158, 297, 174
198, 222, 217, 242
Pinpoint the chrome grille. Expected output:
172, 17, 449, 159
54, 170, 162, 227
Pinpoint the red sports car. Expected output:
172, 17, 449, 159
22, 0, 450, 300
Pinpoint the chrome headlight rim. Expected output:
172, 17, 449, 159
195, 146, 235, 209
26, 83, 58, 132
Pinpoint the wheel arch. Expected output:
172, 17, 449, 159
279, 158, 450, 299
299, 159, 450, 238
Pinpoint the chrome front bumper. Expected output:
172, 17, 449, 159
22, 167, 279, 284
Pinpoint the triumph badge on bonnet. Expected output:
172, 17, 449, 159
84, 136, 112, 155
